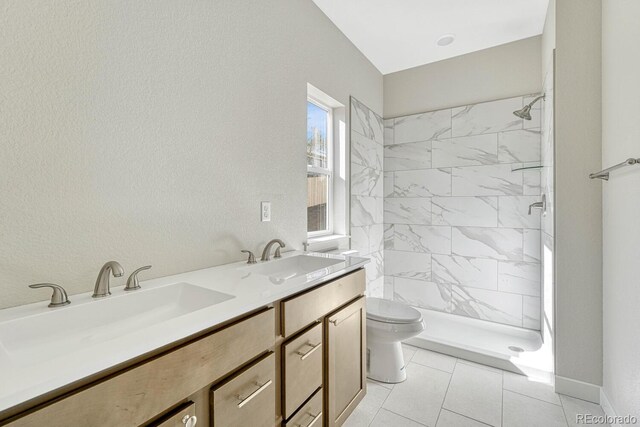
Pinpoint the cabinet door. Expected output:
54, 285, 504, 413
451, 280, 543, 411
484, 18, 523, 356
325, 297, 366, 427
211, 352, 276, 427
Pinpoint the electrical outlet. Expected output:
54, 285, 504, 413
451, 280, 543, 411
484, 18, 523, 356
261, 201, 271, 222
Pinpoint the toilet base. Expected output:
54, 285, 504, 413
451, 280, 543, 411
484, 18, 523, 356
366, 340, 407, 383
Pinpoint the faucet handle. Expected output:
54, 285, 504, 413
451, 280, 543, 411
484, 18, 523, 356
29, 283, 70, 308
241, 250, 257, 264
125, 265, 151, 291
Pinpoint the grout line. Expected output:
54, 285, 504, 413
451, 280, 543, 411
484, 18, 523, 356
437, 357, 457, 426
382, 408, 429, 426
502, 388, 563, 407
443, 408, 495, 427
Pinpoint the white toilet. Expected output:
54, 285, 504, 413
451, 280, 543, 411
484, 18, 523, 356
366, 297, 426, 383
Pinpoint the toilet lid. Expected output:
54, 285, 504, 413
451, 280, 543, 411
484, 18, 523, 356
366, 298, 423, 324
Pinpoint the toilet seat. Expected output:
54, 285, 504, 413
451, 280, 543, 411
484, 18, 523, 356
367, 297, 423, 324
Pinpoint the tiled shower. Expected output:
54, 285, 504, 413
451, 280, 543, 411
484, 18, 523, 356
350, 94, 546, 331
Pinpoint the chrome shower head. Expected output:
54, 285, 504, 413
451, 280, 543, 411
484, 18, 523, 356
513, 105, 532, 120
513, 94, 545, 120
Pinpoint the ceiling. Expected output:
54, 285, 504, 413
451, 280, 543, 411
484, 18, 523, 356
311, 0, 549, 75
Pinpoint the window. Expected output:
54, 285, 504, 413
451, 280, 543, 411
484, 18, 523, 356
307, 99, 332, 235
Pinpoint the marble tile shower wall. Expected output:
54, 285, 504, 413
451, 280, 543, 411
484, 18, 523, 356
350, 97, 385, 297
383, 95, 543, 329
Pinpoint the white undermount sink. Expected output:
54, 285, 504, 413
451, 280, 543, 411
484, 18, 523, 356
241, 254, 343, 283
0, 283, 234, 366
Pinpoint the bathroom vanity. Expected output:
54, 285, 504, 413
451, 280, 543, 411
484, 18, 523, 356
0, 253, 368, 427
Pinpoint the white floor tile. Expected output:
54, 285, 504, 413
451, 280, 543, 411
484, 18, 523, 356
436, 409, 490, 426
503, 371, 561, 405
503, 390, 567, 427
456, 358, 504, 374
411, 349, 457, 373
370, 409, 426, 427
443, 362, 503, 426
342, 381, 391, 427
559, 394, 610, 427
383, 362, 451, 426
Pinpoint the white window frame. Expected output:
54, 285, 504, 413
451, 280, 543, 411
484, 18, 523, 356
307, 96, 334, 238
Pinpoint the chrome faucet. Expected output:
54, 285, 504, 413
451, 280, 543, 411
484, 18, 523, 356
261, 239, 285, 261
528, 201, 544, 215
93, 261, 124, 298
528, 194, 547, 215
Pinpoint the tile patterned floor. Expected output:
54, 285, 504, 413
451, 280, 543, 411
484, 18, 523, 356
345, 345, 609, 427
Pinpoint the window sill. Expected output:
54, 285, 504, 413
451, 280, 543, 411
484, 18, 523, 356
306, 234, 350, 253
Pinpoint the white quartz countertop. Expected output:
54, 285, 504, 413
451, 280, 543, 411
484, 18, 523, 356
0, 251, 368, 414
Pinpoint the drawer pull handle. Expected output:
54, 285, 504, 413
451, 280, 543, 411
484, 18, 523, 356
296, 342, 322, 360
181, 415, 197, 427
237, 379, 273, 408
329, 318, 341, 326
299, 412, 322, 427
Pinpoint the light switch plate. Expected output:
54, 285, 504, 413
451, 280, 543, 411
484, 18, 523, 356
261, 201, 271, 222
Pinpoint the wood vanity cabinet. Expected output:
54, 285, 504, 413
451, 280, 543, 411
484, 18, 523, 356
1, 267, 366, 427
279, 268, 366, 427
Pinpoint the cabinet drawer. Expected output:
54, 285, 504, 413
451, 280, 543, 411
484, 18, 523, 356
149, 401, 197, 427
7, 308, 275, 427
281, 269, 365, 337
282, 323, 323, 418
212, 352, 276, 427
284, 388, 322, 427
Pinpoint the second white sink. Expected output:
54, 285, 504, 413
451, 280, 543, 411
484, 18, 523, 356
241, 254, 343, 283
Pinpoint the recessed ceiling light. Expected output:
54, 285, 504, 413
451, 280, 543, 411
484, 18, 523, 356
436, 34, 456, 47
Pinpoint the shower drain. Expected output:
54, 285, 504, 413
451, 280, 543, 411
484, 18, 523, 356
508, 346, 525, 353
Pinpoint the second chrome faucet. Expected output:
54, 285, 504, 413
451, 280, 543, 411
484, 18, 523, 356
93, 261, 124, 298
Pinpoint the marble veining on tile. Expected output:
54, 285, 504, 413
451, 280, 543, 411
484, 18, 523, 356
452, 226, 523, 261
452, 164, 523, 196
432, 134, 498, 168
451, 285, 523, 327
393, 109, 451, 144
498, 261, 541, 296
384, 141, 432, 171
391, 169, 451, 197
351, 163, 383, 197
384, 198, 432, 225
451, 96, 523, 137
350, 98, 384, 297
351, 97, 384, 144
432, 196, 498, 227
432, 255, 498, 290
385, 250, 432, 281
391, 224, 452, 254
393, 278, 451, 312
498, 129, 542, 163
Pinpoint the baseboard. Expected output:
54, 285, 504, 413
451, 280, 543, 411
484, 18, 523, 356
599, 388, 620, 427
554, 375, 600, 403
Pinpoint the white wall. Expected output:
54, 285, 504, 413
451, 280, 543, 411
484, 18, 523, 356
0, 0, 383, 309
553, 0, 603, 387
602, 0, 640, 417
383, 37, 542, 118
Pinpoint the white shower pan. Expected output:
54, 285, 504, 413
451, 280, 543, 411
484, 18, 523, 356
405, 308, 554, 379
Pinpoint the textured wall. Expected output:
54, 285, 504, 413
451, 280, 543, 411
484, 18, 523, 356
383, 95, 543, 329
0, 0, 382, 309
384, 37, 542, 118
350, 97, 385, 297
602, 0, 640, 417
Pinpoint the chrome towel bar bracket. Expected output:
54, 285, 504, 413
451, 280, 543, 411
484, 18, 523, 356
590, 157, 640, 180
